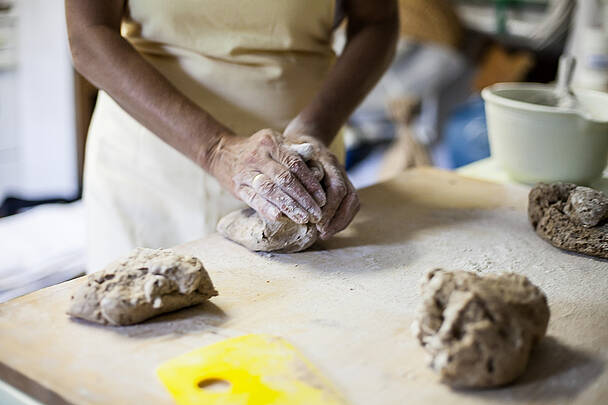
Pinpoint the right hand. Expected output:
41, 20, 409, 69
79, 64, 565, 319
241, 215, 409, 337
208, 129, 327, 224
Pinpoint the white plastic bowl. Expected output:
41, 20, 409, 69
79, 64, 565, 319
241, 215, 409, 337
481, 83, 608, 185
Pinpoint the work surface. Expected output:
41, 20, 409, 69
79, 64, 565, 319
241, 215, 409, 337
1, 168, 607, 405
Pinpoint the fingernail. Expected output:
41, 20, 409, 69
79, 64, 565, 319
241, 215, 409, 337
309, 208, 322, 224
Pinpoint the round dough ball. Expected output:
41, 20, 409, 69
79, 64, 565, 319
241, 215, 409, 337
412, 269, 550, 388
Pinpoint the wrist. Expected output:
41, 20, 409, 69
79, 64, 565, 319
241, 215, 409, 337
197, 130, 236, 175
284, 117, 330, 146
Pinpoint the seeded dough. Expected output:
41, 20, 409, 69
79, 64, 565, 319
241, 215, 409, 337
67, 248, 217, 326
528, 183, 608, 259
412, 269, 550, 388
218, 142, 323, 253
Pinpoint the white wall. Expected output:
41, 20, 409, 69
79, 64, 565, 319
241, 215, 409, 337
0, 0, 77, 202
0, 4, 19, 202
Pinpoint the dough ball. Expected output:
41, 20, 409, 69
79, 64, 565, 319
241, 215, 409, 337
217, 207, 318, 253
67, 248, 217, 326
563, 186, 608, 228
528, 183, 608, 259
412, 269, 550, 388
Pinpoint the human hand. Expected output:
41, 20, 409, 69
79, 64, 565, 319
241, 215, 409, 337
208, 129, 326, 224
283, 133, 360, 240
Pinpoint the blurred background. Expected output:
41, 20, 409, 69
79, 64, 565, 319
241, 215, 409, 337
1, 0, 607, 300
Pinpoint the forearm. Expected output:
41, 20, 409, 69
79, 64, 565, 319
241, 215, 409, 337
68, 25, 233, 171
285, 1, 399, 145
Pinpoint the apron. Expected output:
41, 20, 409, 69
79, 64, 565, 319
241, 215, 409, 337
84, 0, 342, 272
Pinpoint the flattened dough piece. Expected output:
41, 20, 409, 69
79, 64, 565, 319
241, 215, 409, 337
412, 269, 550, 388
217, 207, 318, 253
67, 248, 218, 326
528, 183, 608, 259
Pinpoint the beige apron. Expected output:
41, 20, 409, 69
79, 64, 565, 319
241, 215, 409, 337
84, 0, 342, 271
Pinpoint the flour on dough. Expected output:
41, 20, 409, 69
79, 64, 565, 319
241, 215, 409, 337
529, 183, 608, 259
412, 269, 550, 388
67, 248, 217, 326
217, 142, 324, 253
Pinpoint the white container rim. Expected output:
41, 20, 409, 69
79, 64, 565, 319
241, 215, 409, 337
481, 82, 608, 123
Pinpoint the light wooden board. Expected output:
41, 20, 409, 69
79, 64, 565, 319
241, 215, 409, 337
1, 168, 607, 405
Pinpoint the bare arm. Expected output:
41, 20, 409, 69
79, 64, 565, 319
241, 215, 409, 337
284, 0, 399, 145
66, 0, 230, 170
284, 0, 399, 238
66, 0, 325, 224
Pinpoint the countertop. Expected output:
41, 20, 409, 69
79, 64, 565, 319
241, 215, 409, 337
0, 168, 606, 405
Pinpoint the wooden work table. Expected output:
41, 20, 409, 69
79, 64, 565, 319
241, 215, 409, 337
0, 168, 607, 404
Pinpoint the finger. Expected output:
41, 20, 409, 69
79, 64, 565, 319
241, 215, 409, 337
237, 185, 281, 223
250, 173, 310, 224
319, 187, 360, 240
261, 160, 322, 223
317, 156, 348, 229
276, 147, 327, 207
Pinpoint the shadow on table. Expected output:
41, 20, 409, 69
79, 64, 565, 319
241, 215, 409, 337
262, 180, 520, 274
454, 336, 604, 402
70, 301, 228, 339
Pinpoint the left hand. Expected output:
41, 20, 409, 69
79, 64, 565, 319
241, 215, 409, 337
283, 133, 360, 240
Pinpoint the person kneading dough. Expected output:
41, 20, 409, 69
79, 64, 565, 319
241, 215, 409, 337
66, 0, 399, 271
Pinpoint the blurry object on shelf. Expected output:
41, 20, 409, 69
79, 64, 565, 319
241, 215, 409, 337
347, 0, 467, 153
346, 0, 472, 184
378, 98, 431, 182
473, 43, 535, 91
443, 96, 490, 168
0, 0, 16, 69
568, 0, 608, 92
398, 0, 463, 49
0, 201, 85, 303
346, 41, 469, 158
454, 0, 575, 49
576, 29, 608, 91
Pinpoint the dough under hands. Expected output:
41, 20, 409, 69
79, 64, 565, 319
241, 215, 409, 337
529, 183, 608, 259
67, 248, 217, 326
217, 142, 323, 253
412, 269, 550, 388
217, 207, 318, 253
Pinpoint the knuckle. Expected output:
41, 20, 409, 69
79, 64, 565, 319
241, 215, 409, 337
256, 131, 275, 147
276, 170, 295, 187
325, 153, 340, 167
284, 155, 302, 170
238, 189, 254, 204
333, 183, 347, 198
257, 180, 277, 196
